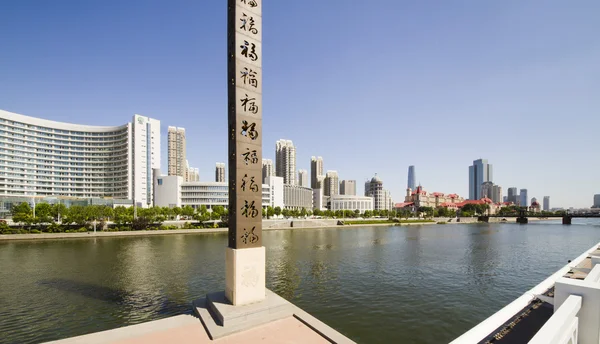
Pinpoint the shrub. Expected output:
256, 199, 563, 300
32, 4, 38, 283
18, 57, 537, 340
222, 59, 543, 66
78, 227, 88, 233
0, 221, 10, 234
437, 221, 447, 225
31, 229, 41, 234
47, 222, 64, 233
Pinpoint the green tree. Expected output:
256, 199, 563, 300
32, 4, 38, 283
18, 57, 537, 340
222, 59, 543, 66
172, 206, 182, 219
262, 208, 267, 217
51, 203, 68, 222
34, 203, 53, 224
274, 206, 282, 216
267, 206, 275, 219
372, 209, 381, 217
212, 206, 224, 216
199, 205, 208, 216
63, 205, 88, 226
313, 208, 322, 216
12, 202, 33, 227
113, 206, 134, 225
363, 210, 372, 218
182, 205, 195, 219
281, 209, 290, 217
161, 206, 173, 220
300, 208, 307, 217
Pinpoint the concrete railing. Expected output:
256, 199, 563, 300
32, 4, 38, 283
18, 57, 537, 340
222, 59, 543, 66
550, 264, 600, 344
528, 295, 581, 344
450, 243, 600, 344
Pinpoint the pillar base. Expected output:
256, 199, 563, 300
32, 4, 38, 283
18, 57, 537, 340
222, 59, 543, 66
226, 246, 266, 306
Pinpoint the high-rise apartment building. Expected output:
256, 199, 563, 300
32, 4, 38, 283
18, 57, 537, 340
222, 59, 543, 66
407, 165, 416, 190
594, 194, 600, 208
543, 196, 550, 211
481, 181, 502, 203
262, 159, 274, 184
132, 115, 161, 207
507, 187, 518, 204
185, 160, 200, 182
276, 140, 296, 185
469, 159, 493, 200
0, 110, 160, 207
520, 189, 529, 207
167, 126, 186, 178
324, 171, 339, 196
215, 163, 226, 183
340, 180, 356, 196
310, 156, 324, 189
365, 174, 393, 211
297, 169, 309, 187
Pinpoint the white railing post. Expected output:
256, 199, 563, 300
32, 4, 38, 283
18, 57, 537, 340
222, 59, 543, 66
528, 294, 581, 344
553, 264, 600, 344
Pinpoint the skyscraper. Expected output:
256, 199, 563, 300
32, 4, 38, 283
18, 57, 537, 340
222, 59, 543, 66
262, 159, 274, 184
520, 189, 529, 207
276, 140, 296, 185
407, 165, 416, 190
132, 115, 161, 207
215, 163, 226, 183
297, 169, 309, 187
594, 195, 600, 208
469, 159, 493, 200
311, 156, 324, 189
494, 185, 502, 204
543, 196, 550, 211
507, 187, 518, 204
167, 126, 186, 179
324, 171, 339, 196
340, 180, 356, 196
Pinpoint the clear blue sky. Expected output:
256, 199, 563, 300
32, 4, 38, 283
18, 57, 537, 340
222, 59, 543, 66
1, 0, 598, 208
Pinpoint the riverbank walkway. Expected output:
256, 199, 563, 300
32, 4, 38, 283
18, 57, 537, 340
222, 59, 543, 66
47, 313, 337, 344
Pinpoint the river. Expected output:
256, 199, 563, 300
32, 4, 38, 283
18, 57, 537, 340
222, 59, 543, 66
1, 220, 599, 343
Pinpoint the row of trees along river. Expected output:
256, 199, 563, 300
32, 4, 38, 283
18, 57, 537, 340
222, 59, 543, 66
1, 202, 566, 235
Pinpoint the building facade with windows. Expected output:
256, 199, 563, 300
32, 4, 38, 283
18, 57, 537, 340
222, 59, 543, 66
329, 195, 373, 213
364, 174, 393, 211
262, 159, 274, 184
469, 159, 493, 200
167, 126, 186, 178
324, 170, 339, 196
276, 140, 296, 185
283, 184, 312, 210
310, 156, 323, 189
0, 109, 160, 207
154, 172, 272, 210
215, 163, 226, 183
543, 196, 550, 211
339, 180, 356, 196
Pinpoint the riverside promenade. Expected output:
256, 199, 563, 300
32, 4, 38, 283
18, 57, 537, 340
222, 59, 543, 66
47, 308, 352, 344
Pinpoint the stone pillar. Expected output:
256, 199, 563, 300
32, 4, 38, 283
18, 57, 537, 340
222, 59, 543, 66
517, 217, 528, 224
225, 0, 265, 306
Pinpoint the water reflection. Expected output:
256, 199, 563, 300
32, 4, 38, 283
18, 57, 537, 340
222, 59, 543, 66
463, 225, 501, 295
3, 222, 600, 344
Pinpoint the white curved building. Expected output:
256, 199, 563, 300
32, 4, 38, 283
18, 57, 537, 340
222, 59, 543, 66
0, 109, 160, 207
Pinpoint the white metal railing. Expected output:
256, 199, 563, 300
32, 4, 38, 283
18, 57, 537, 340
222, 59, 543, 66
450, 243, 600, 344
528, 294, 581, 344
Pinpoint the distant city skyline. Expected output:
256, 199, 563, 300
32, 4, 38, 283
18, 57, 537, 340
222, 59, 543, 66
1, 1, 598, 208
